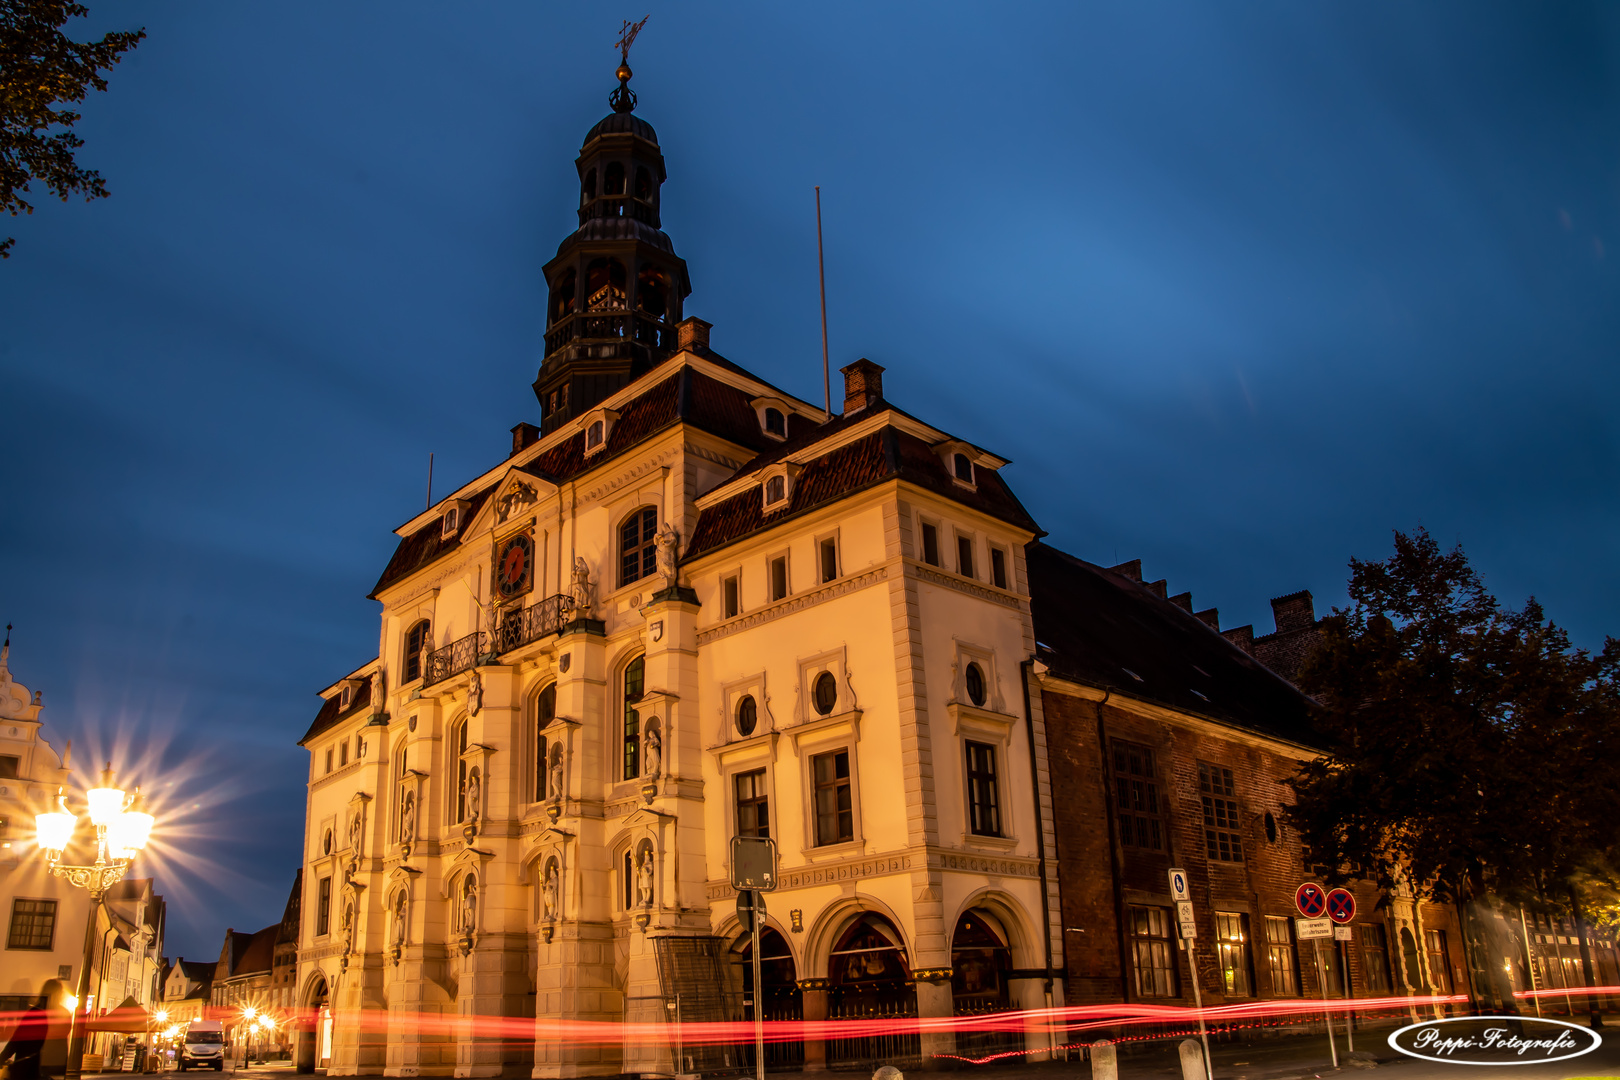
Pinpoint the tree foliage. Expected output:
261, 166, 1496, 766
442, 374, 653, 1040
0, 0, 143, 258
1286, 527, 1620, 910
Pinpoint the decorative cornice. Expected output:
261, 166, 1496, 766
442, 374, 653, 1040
698, 566, 888, 645
911, 562, 1024, 610
579, 450, 675, 506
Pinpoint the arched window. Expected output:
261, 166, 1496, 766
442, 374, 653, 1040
453, 719, 469, 823
622, 656, 644, 781
604, 161, 625, 195
550, 268, 576, 322
535, 684, 556, 801
586, 419, 605, 450
954, 453, 974, 483
636, 265, 669, 318
764, 475, 786, 506
634, 166, 653, 202
619, 506, 658, 586
763, 408, 785, 437
581, 168, 597, 204
404, 620, 431, 684
586, 257, 627, 311
394, 746, 409, 842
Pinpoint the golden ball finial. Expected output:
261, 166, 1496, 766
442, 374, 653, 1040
616, 60, 633, 84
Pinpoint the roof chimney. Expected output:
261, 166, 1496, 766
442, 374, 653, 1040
1108, 559, 1142, 582
1222, 625, 1255, 653
509, 422, 540, 457
840, 358, 885, 415
677, 317, 711, 353
1195, 607, 1220, 631
1169, 591, 1193, 613
1270, 591, 1316, 633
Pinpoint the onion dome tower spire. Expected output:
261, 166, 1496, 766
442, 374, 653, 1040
533, 17, 690, 436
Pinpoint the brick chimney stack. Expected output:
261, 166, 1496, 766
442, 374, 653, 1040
509, 422, 540, 457
677, 317, 712, 353
1270, 591, 1316, 633
840, 358, 885, 415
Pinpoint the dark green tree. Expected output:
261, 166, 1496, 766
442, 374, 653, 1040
1286, 527, 1620, 1012
0, 0, 143, 257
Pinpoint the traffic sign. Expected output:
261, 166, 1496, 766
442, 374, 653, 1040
1176, 900, 1197, 939
731, 836, 777, 891
1333, 925, 1353, 941
1295, 881, 1327, 918
1295, 917, 1333, 940
1168, 868, 1191, 902
736, 888, 766, 933
1325, 888, 1356, 924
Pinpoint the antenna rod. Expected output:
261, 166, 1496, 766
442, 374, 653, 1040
426, 452, 434, 510
815, 185, 830, 416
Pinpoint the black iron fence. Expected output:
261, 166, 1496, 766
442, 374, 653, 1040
825, 997, 920, 1071
424, 631, 483, 686
497, 595, 574, 654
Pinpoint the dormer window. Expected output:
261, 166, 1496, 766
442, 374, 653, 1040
581, 408, 619, 457
764, 408, 785, 437
759, 462, 801, 513
750, 396, 794, 441
339, 685, 353, 712
933, 439, 1004, 491
441, 507, 459, 538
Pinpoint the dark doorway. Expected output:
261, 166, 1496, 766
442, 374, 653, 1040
732, 928, 804, 1071
951, 910, 1022, 1061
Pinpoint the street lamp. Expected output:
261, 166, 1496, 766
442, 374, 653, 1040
34, 763, 156, 1080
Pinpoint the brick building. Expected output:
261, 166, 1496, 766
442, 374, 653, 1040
1026, 545, 1464, 1012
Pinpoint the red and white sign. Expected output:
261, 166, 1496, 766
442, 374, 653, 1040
1295, 882, 1327, 918
1326, 887, 1356, 924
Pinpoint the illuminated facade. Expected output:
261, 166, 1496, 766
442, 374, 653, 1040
294, 69, 1061, 1079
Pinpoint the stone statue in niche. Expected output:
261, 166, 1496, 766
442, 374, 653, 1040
642, 725, 661, 779
543, 863, 559, 920
466, 769, 482, 821
348, 812, 362, 855
341, 903, 354, 954
549, 750, 565, 802
393, 893, 407, 946
636, 848, 655, 907
371, 669, 386, 713
570, 557, 595, 618
461, 878, 478, 932
654, 522, 679, 587
469, 670, 483, 716
399, 791, 416, 845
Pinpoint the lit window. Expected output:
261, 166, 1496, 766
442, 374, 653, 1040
1128, 906, 1177, 997
1215, 912, 1252, 996
1266, 916, 1299, 996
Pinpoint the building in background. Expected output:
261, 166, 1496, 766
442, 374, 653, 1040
162, 957, 216, 1024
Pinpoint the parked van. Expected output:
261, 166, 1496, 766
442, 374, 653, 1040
179, 1020, 225, 1071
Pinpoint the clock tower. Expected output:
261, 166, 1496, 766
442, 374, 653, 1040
531, 57, 692, 435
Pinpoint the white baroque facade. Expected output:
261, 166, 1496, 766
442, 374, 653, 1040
295, 76, 1061, 1079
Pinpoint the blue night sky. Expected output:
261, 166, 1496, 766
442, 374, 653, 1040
2, 3, 1617, 960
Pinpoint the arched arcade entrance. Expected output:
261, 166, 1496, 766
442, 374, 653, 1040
825, 914, 919, 1068
730, 927, 804, 1071
294, 974, 330, 1074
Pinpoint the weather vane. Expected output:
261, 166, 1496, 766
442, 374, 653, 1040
610, 16, 650, 114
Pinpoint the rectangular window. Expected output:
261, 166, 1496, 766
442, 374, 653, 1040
316, 878, 332, 937
1112, 740, 1163, 851
769, 556, 788, 602
0, 755, 18, 779
735, 769, 770, 839
1361, 923, 1393, 995
1425, 929, 1450, 993
7, 899, 58, 950
920, 522, 939, 566
324, 749, 333, 775
957, 535, 975, 578
622, 849, 634, 911
1127, 906, 1177, 998
1265, 916, 1299, 996
338, 740, 349, 768
1215, 912, 1252, 996
723, 575, 740, 618
812, 749, 853, 845
623, 658, 644, 781
820, 537, 839, 583
990, 548, 1008, 589
1199, 762, 1243, 862
965, 741, 1001, 836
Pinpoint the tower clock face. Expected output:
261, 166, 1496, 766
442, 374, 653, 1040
497, 534, 534, 597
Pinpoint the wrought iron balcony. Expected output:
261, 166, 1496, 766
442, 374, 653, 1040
497, 594, 576, 655
424, 632, 485, 686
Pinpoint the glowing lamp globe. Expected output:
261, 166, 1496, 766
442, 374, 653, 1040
109, 789, 154, 857
86, 765, 126, 828
35, 794, 76, 854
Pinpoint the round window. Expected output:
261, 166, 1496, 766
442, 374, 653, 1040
813, 671, 838, 716
736, 694, 758, 737
965, 662, 987, 707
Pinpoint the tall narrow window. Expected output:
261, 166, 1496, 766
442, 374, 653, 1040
622, 656, 644, 781
723, 574, 740, 618
1265, 916, 1299, 996
338, 740, 349, 768
920, 522, 940, 566
454, 720, 469, 822
1128, 906, 1177, 997
620, 507, 658, 587
316, 878, 332, 937
1112, 740, 1164, 851
965, 741, 1001, 837
324, 749, 333, 775
820, 538, 839, 583
404, 620, 431, 684
634, 166, 653, 201
1215, 912, 1253, 996
990, 548, 1008, 589
7, 899, 57, 950
735, 769, 769, 838
621, 849, 635, 911
769, 556, 788, 601
1361, 924, 1393, 994
550, 269, 577, 321
1199, 762, 1243, 861
535, 684, 555, 801
957, 536, 975, 578
1425, 930, 1450, 993
394, 747, 410, 841
812, 750, 853, 845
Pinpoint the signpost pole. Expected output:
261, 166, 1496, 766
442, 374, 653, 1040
752, 894, 764, 1080
1168, 869, 1212, 1080
1313, 940, 1339, 1070
1339, 933, 1355, 1052
1184, 939, 1212, 1080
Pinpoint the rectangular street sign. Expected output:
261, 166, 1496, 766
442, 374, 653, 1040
1168, 868, 1190, 902
731, 836, 778, 891
1176, 900, 1195, 924
1178, 918, 1197, 940
1333, 925, 1353, 941
1295, 917, 1333, 940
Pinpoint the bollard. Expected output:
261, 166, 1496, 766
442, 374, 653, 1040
1178, 1038, 1205, 1080
1090, 1040, 1118, 1080
873, 1067, 904, 1080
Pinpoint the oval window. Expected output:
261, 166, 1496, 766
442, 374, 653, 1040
322, 830, 333, 855
736, 694, 758, 737
965, 662, 987, 707
813, 671, 838, 716
1264, 811, 1279, 844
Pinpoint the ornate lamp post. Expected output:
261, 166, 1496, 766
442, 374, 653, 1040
35, 763, 156, 1080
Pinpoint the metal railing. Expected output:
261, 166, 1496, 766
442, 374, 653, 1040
544, 311, 675, 355
825, 995, 920, 1070
424, 631, 484, 686
951, 1000, 1027, 1063
497, 594, 575, 655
